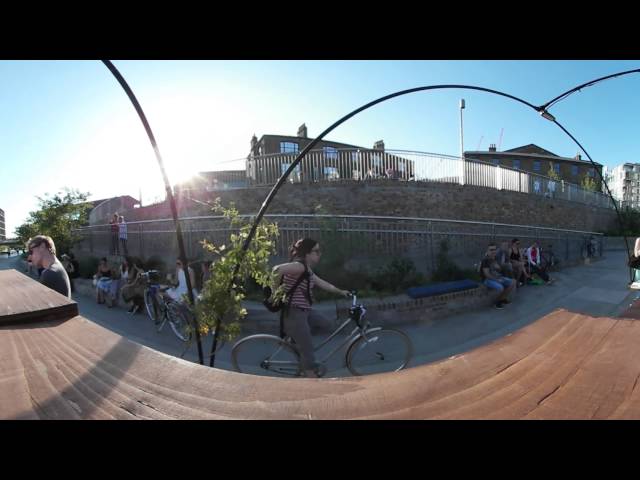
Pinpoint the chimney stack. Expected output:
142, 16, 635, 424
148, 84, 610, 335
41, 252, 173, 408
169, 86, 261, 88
373, 140, 385, 151
489, 144, 497, 152
297, 123, 308, 138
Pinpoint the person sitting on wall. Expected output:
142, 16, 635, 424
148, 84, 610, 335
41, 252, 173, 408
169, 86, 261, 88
60, 254, 76, 293
541, 244, 559, 271
481, 242, 516, 309
94, 257, 113, 305
526, 241, 553, 285
162, 258, 198, 304
509, 238, 531, 287
496, 241, 514, 280
120, 256, 145, 314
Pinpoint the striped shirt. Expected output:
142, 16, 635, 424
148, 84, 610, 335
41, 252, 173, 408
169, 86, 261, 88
282, 268, 315, 309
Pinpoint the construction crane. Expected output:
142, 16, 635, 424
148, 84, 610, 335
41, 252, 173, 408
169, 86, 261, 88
476, 136, 484, 150
497, 128, 504, 151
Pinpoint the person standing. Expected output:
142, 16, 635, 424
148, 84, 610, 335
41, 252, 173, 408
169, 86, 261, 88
27, 235, 71, 299
110, 213, 120, 255
119, 215, 128, 256
271, 238, 350, 377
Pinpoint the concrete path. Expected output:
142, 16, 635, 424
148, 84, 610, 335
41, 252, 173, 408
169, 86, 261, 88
2, 249, 636, 377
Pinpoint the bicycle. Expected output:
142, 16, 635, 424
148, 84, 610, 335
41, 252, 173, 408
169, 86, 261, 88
140, 270, 225, 354
140, 270, 193, 342
230, 291, 413, 377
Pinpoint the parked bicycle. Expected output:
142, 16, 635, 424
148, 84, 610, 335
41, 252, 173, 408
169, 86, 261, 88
140, 270, 193, 342
140, 270, 225, 353
230, 291, 413, 377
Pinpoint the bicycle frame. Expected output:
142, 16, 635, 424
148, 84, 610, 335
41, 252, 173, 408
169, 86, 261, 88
293, 294, 369, 366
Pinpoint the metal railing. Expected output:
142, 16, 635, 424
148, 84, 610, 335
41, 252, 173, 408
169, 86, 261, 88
73, 214, 604, 274
244, 148, 614, 209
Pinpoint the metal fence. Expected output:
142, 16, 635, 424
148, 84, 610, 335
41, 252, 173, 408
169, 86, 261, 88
73, 214, 604, 275
245, 148, 614, 209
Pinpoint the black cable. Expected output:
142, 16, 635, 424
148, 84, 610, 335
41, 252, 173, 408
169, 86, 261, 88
549, 119, 633, 283
206, 84, 541, 367
539, 68, 640, 112
101, 60, 205, 365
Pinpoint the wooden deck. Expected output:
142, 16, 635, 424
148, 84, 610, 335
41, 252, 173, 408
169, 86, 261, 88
2, 269, 640, 419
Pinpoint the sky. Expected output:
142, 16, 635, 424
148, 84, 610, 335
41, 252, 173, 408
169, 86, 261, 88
1, 60, 639, 236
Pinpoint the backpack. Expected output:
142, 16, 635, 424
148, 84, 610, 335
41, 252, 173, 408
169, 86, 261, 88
262, 261, 311, 313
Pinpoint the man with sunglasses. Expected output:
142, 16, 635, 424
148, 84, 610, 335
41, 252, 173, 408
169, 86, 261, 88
481, 242, 515, 309
26, 235, 71, 299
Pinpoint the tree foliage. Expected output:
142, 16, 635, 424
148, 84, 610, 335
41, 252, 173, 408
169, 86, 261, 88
546, 163, 561, 181
15, 188, 91, 255
581, 175, 598, 192
195, 198, 279, 342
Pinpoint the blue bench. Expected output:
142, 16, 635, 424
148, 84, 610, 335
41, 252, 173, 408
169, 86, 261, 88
406, 279, 480, 299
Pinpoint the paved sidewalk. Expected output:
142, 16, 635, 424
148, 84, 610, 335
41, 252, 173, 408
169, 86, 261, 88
3, 250, 635, 376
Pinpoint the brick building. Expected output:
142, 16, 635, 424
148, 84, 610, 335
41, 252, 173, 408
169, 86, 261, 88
0, 208, 5, 240
464, 144, 603, 190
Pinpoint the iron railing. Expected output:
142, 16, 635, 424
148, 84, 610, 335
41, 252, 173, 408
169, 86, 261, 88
74, 214, 604, 274
244, 148, 614, 209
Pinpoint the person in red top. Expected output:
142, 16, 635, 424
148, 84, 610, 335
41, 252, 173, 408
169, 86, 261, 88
272, 238, 350, 377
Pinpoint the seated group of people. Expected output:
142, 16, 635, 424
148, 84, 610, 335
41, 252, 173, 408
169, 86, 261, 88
480, 238, 555, 309
94, 257, 212, 314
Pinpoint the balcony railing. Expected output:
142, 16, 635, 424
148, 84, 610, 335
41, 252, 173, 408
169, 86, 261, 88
244, 148, 614, 209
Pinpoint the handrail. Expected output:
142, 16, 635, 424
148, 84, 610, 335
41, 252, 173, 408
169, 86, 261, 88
75, 213, 605, 236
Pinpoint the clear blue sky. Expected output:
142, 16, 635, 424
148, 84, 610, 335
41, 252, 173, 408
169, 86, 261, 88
1, 60, 639, 236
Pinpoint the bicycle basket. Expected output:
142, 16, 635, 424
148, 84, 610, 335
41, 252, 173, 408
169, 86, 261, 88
147, 271, 161, 283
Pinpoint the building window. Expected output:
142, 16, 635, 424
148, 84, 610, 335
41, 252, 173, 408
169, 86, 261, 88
572, 165, 579, 176
553, 163, 561, 175
323, 146, 338, 160
533, 160, 541, 172
280, 142, 299, 154
513, 159, 521, 170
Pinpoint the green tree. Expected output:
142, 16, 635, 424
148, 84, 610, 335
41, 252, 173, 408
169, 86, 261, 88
195, 198, 280, 350
547, 163, 561, 181
581, 175, 597, 192
15, 188, 91, 254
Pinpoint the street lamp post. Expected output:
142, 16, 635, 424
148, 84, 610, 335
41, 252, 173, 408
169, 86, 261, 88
459, 98, 465, 185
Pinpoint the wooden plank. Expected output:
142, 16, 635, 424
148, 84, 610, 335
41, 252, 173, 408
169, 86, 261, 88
0, 270, 78, 326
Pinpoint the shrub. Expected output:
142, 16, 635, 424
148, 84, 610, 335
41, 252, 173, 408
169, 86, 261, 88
431, 239, 466, 282
371, 257, 427, 294
78, 256, 100, 279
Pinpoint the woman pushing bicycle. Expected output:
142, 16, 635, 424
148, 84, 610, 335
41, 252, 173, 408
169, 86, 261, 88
272, 238, 350, 378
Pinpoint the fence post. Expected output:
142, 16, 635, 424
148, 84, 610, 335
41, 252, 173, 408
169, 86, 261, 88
428, 220, 434, 274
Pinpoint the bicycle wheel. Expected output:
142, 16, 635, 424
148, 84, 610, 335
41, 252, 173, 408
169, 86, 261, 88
167, 303, 192, 342
144, 289, 160, 323
346, 328, 413, 376
231, 334, 301, 377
